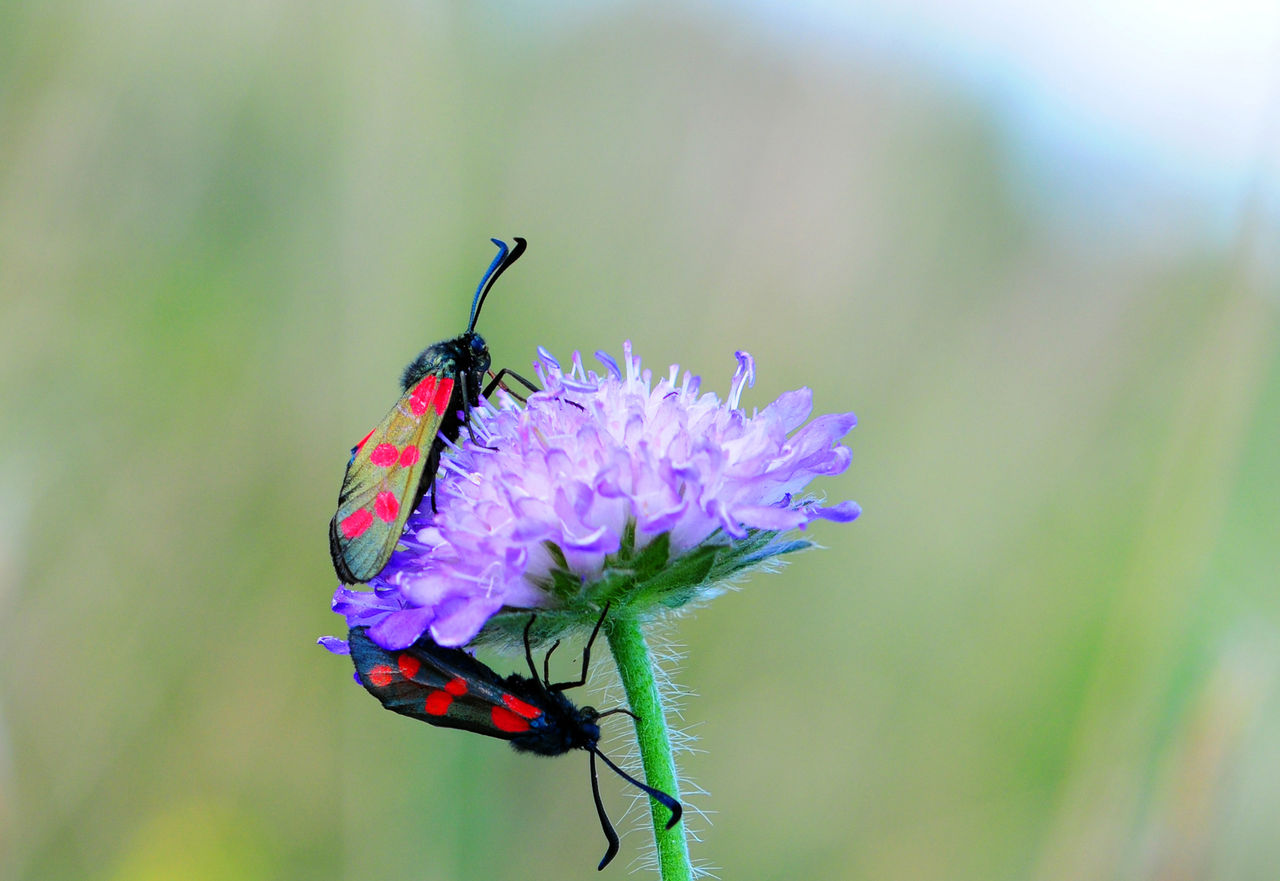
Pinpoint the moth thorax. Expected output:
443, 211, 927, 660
400, 332, 489, 390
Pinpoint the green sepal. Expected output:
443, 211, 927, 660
626, 530, 671, 582
709, 532, 813, 581
633, 542, 718, 609
473, 524, 814, 649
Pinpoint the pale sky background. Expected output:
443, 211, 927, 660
734, 0, 1280, 217
549, 0, 1280, 245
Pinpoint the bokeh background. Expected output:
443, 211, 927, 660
2, 1, 1278, 879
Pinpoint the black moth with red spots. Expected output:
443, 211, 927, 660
347, 608, 682, 870
329, 237, 540, 585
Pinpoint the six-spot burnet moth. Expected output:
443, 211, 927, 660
348, 605, 683, 871
329, 237, 539, 584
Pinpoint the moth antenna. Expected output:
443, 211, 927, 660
591, 747, 682, 830
468, 236, 527, 332
590, 749, 621, 871
466, 239, 507, 332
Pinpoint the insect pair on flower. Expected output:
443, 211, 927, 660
327, 239, 681, 870
323, 237, 861, 870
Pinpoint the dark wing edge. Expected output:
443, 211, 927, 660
329, 389, 447, 583
329, 517, 359, 584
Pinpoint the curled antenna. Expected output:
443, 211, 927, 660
589, 750, 620, 870
467, 236, 528, 332
587, 746, 683, 870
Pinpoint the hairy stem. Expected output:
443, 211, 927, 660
604, 612, 693, 880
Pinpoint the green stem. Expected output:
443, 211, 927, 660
604, 612, 693, 881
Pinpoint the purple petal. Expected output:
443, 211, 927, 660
537, 346, 561, 370
400, 572, 458, 606
332, 586, 402, 622
318, 636, 350, 655
728, 350, 756, 409
709, 499, 749, 540
368, 605, 437, 650
561, 524, 616, 552
788, 412, 858, 450
812, 500, 862, 522
505, 544, 529, 570
428, 595, 504, 647
595, 350, 622, 379
733, 505, 810, 532
636, 499, 688, 534
761, 388, 813, 432
560, 377, 598, 393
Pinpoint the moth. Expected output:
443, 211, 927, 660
329, 238, 536, 583
347, 608, 683, 870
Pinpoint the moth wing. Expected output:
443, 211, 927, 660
329, 375, 457, 583
349, 627, 549, 740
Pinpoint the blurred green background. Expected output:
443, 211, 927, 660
2, 2, 1278, 879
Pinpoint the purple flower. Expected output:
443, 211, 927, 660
321, 343, 859, 652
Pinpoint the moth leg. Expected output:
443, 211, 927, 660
460, 369, 499, 451
596, 706, 639, 723
550, 602, 610, 693
485, 368, 585, 412
415, 447, 441, 515
542, 640, 561, 686
523, 614, 541, 684
483, 368, 540, 401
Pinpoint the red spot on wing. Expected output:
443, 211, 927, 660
445, 677, 468, 696
424, 691, 452, 716
368, 664, 394, 687
502, 694, 543, 720
340, 509, 373, 539
409, 376, 438, 416
369, 443, 399, 467
397, 654, 420, 679
355, 429, 375, 452
432, 377, 455, 415
399, 446, 421, 467
374, 492, 400, 523
491, 705, 531, 733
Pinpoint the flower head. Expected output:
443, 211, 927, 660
322, 342, 859, 653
